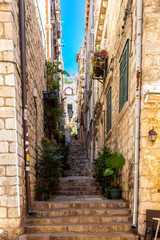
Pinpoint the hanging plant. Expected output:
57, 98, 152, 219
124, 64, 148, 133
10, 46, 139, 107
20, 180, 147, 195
91, 49, 108, 77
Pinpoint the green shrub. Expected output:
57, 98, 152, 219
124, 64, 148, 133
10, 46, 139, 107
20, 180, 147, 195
35, 138, 62, 200
94, 146, 112, 195
56, 144, 70, 176
94, 145, 112, 182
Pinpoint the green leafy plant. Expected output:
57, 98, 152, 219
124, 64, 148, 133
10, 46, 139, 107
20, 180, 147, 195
103, 152, 125, 189
56, 144, 70, 176
46, 61, 69, 91
91, 49, 108, 77
35, 138, 62, 201
94, 146, 112, 196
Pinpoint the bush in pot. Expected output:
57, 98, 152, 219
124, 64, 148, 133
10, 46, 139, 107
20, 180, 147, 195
93, 146, 112, 194
103, 152, 125, 199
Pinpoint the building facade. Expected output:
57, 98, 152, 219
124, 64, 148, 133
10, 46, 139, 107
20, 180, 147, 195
63, 75, 78, 135
76, 46, 85, 142
0, 0, 63, 238
78, 0, 160, 237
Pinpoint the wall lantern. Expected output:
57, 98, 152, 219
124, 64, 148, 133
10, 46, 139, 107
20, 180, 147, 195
148, 127, 158, 143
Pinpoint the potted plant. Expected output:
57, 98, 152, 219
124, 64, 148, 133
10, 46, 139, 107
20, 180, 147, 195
93, 146, 112, 195
103, 152, 125, 199
91, 49, 108, 77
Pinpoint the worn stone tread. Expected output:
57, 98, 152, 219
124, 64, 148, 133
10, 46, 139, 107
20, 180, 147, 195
19, 231, 138, 240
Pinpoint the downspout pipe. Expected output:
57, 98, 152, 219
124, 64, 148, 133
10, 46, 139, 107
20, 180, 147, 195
84, 34, 88, 158
19, 0, 31, 213
132, 0, 143, 228
91, 0, 95, 162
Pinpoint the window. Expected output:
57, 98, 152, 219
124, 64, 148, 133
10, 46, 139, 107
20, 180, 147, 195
119, 39, 129, 112
106, 87, 111, 134
66, 87, 73, 95
67, 104, 72, 111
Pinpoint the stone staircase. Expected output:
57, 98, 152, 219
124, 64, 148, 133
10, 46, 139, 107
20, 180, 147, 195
18, 140, 138, 240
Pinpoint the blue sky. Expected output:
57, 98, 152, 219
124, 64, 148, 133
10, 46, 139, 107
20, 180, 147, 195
60, 0, 86, 76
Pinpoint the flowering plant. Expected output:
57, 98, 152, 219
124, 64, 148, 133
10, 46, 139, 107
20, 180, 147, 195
91, 49, 108, 77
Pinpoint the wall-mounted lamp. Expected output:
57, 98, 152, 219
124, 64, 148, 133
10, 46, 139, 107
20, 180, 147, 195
148, 127, 158, 143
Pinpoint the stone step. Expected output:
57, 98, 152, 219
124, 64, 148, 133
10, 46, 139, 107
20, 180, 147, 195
31, 208, 130, 218
31, 200, 129, 210
64, 173, 90, 177
57, 186, 100, 191
27, 215, 129, 225
18, 232, 138, 240
54, 190, 101, 196
25, 222, 131, 234
58, 181, 97, 187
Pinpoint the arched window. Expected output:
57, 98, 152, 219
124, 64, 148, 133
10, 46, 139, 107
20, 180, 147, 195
65, 87, 73, 95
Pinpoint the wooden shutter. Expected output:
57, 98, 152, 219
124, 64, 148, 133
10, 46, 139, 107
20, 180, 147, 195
107, 87, 111, 134
119, 39, 129, 112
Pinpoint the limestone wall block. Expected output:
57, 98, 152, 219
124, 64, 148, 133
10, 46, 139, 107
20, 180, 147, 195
0, 129, 16, 141
0, 207, 7, 218
3, 50, 14, 61
0, 107, 15, 118
0, 176, 18, 186
0, 2, 11, 10
0, 75, 4, 85
144, 0, 160, 6
6, 166, 17, 176
17, 145, 23, 158
0, 22, 4, 37
0, 142, 8, 153
9, 142, 16, 153
0, 39, 13, 51
0, 10, 11, 21
5, 74, 15, 86
0, 86, 15, 97
4, 22, 12, 39
151, 192, 160, 202
5, 186, 17, 196
0, 166, 5, 176
139, 189, 151, 201
139, 201, 160, 215
0, 62, 14, 74
0, 153, 17, 165
5, 118, 16, 129
140, 176, 156, 189
5, 98, 15, 106
0, 219, 21, 230
0, 186, 5, 195
8, 207, 20, 218
0, 98, 4, 106
0, 195, 18, 207
0, 119, 4, 129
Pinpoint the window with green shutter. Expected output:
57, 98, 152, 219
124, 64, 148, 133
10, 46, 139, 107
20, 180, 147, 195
106, 87, 111, 134
119, 39, 129, 112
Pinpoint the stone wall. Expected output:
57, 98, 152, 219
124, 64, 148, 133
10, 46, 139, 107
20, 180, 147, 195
93, 0, 160, 236
138, 0, 160, 235
94, 0, 137, 206
0, 0, 46, 238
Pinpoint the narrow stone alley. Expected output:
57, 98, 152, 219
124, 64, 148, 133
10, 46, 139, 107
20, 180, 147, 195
19, 140, 138, 240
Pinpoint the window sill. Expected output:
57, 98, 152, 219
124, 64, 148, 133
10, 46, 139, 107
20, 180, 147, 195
118, 101, 129, 123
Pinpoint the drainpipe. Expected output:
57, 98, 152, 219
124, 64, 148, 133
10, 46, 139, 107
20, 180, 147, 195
84, 36, 88, 157
19, 0, 31, 213
33, 91, 38, 177
91, 0, 95, 162
132, 0, 143, 228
